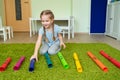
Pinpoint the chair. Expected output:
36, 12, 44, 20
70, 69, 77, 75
0, 27, 7, 41
0, 17, 13, 41
29, 18, 38, 37
60, 16, 74, 39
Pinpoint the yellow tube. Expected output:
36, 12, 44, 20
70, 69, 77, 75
73, 52, 83, 72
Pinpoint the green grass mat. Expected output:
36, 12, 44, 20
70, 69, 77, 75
0, 43, 120, 80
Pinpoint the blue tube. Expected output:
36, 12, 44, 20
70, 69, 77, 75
29, 58, 36, 72
44, 52, 53, 68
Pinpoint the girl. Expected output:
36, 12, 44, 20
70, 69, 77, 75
30, 10, 66, 61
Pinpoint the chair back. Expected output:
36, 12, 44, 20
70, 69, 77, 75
0, 16, 3, 28
70, 16, 74, 29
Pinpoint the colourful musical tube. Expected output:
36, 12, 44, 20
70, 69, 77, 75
13, 56, 25, 71
29, 58, 36, 72
0, 57, 12, 72
44, 52, 53, 68
73, 52, 83, 72
100, 50, 120, 68
87, 51, 108, 72
57, 52, 69, 69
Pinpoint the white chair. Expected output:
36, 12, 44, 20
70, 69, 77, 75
60, 16, 74, 39
0, 27, 7, 41
0, 17, 13, 41
29, 18, 38, 37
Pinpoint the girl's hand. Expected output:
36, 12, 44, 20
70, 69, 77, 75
60, 42, 66, 49
30, 55, 38, 62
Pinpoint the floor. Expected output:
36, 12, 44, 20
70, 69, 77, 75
0, 32, 120, 50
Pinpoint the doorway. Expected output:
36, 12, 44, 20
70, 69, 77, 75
4, 0, 31, 32
90, 0, 107, 33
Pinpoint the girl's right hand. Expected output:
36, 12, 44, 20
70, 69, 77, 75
30, 55, 38, 62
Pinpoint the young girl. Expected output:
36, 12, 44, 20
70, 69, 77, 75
30, 10, 66, 61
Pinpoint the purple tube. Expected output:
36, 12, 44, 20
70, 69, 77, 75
13, 56, 25, 70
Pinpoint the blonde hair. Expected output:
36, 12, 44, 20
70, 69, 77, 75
40, 10, 55, 42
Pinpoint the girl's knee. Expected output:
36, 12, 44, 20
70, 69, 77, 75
48, 49, 56, 55
48, 48, 61, 55
39, 49, 47, 55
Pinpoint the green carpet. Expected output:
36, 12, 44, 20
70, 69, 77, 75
0, 43, 120, 80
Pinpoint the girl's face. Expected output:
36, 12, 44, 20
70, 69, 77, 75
41, 15, 54, 29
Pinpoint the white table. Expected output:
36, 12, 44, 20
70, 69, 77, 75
29, 17, 74, 39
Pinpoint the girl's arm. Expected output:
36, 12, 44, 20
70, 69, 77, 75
30, 34, 42, 61
58, 33, 66, 49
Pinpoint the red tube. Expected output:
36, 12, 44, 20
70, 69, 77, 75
87, 51, 108, 72
0, 57, 12, 72
100, 50, 120, 68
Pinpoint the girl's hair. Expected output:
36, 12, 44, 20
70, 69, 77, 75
40, 10, 55, 42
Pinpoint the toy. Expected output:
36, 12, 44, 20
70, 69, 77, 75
44, 52, 53, 68
73, 52, 83, 72
13, 56, 25, 71
57, 52, 69, 69
29, 58, 36, 72
87, 51, 108, 72
100, 50, 120, 68
0, 57, 12, 72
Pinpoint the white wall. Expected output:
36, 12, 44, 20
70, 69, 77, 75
0, 0, 6, 25
31, 0, 91, 33
72, 0, 91, 33
31, 0, 72, 19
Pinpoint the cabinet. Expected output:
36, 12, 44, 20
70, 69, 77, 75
105, 2, 120, 40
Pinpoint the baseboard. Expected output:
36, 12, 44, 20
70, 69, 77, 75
13, 31, 30, 33
89, 33, 105, 35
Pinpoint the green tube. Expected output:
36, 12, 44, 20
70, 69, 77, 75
57, 52, 69, 69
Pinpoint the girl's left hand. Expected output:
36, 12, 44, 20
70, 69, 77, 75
60, 42, 66, 49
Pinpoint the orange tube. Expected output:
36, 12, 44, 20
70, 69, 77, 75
0, 57, 12, 72
87, 51, 108, 72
